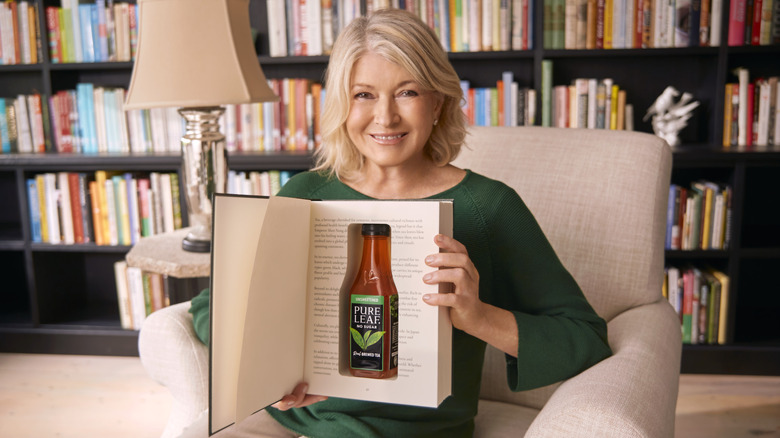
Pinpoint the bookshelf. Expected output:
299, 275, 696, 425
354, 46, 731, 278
1, 0, 779, 374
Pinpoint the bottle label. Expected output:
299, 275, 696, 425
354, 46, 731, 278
350, 295, 387, 371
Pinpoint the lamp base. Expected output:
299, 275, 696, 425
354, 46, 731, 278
182, 235, 211, 253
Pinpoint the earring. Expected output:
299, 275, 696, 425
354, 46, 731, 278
433, 118, 439, 126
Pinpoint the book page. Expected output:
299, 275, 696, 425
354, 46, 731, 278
235, 196, 312, 423
303, 200, 453, 407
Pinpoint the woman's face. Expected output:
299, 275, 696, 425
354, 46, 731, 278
346, 52, 442, 172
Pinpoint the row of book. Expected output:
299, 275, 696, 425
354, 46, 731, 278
666, 180, 732, 251
723, 69, 780, 147
220, 79, 324, 152
544, 0, 725, 49
226, 170, 295, 196
0, 77, 326, 154
113, 261, 168, 330
44, 0, 139, 63
550, 78, 633, 129
26, 170, 184, 246
728, 0, 780, 46
459, 72, 538, 126
267, 0, 535, 57
664, 265, 729, 345
0, 0, 41, 65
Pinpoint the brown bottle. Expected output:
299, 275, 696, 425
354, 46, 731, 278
348, 223, 399, 379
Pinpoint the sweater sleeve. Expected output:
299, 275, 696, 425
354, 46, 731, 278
484, 185, 612, 391
189, 287, 211, 345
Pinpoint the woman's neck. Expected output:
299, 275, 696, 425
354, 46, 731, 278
344, 162, 465, 200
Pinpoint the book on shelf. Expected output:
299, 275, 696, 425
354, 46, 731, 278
728, 0, 780, 45
44, 0, 137, 63
114, 260, 171, 330
266, 1, 532, 56
460, 75, 537, 127
664, 264, 729, 344
666, 180, 731, 251
722, 69, 780, 147
26, 170, 185, 246
0, 0, 42, 65
543, 0, 730, 47
210, 195, 453, 432
219, 78, 323, 153
545, 75, 633, 130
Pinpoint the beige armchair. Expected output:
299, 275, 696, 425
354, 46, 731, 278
139, 126, 681, 437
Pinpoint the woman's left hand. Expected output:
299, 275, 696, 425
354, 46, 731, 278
421, 234, 487, 335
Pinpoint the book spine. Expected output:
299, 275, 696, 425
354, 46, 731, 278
67, 172, 84, 244
78, 173, 93, 243
113, 261, 134, 330
0, 98, 9, 153
728, 0, 747, 45
26, 178, 42, 243
45, 7, 62, 63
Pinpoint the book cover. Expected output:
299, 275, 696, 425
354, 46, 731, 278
209, 195, 453, 433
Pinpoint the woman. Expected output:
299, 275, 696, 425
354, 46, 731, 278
188, 8, 611, 437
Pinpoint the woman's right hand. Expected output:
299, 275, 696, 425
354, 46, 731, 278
272, 382, 328, 411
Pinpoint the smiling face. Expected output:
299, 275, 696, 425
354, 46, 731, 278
346, 52, 443, 173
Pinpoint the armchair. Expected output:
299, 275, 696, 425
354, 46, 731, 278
139, 126, 680, 437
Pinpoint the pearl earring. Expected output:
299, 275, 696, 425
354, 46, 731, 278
433, 118, 439, 126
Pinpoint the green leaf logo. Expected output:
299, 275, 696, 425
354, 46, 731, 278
365, 331, 385, 348
351, 327, 366, 350
350, 328, 386, 350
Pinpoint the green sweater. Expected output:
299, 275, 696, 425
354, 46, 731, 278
190, 169, 611, 438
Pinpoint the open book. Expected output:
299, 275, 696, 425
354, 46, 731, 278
209, 194, 454, 435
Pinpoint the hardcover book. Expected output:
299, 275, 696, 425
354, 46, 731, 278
209, 194, 454, 435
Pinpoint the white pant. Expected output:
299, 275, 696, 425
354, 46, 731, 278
179, 409, 302, 438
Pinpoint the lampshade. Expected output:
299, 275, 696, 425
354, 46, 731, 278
124, 0, 278, 110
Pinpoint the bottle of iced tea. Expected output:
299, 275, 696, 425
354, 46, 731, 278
348, 223, 399, 379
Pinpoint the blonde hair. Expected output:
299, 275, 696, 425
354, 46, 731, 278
313, 8, 467, 179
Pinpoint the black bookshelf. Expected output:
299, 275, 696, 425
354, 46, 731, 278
1, 0, 778, 373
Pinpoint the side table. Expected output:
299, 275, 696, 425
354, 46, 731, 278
125, 227, 211, 305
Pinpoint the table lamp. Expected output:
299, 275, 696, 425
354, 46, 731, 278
124, 0, 278, 252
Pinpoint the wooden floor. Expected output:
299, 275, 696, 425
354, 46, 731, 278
1, 353, 778, 438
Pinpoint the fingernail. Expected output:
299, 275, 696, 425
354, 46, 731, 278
425, 255, 434, 263
423, 273, 432, 282
286, 400, 295, 407
423, 294, 431, 301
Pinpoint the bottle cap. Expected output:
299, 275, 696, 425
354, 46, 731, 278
361, 223, 391, 236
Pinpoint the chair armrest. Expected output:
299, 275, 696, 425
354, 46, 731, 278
138, 301, 209, 437
525, 300, 681, 438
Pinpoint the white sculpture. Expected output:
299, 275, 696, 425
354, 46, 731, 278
644, 86, 700, 147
